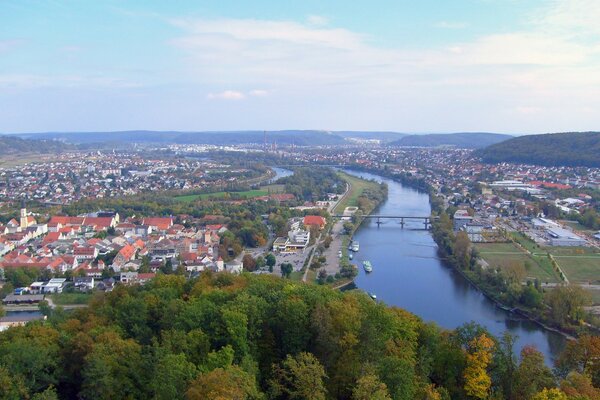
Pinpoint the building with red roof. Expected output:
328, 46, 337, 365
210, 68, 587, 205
303, 215, 327, 230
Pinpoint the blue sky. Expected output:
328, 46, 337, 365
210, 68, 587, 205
1, 0, 599, 133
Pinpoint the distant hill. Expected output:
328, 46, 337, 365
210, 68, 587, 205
389, 132, 513, 149
476, 131, 600, 167
0, 135, 74, 155
335, 131, 408, 143
15, 130, 352, 146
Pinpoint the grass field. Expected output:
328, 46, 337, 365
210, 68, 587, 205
174, 189, 268, 202
51, 292, 93, 305
553, 256, 600, 284
475, 242, 560, 282
334, 172, 379, 213
546, 246, 600, 256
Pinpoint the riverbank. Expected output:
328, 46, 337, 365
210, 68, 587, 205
350, 165, 583, 342
302, 171, 387, 286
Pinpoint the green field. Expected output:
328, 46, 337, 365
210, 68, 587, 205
546, 246, 600, 256
334, 172, 379, 213
475, 242, 560, 283
553, 256, 600, 284
51, 292, 93, 305
174, 189, 268, 202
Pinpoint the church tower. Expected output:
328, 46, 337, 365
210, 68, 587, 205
20, 206, 28, 229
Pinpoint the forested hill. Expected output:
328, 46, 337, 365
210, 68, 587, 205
476, 131, 600, 167
0, 135, 74, 155
389, 132, 512, 149
0, 273, 596, 399
15, 130, 347, 146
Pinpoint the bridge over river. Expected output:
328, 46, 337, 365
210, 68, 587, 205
332, 214, 437, 229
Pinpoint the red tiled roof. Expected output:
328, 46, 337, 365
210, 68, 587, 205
142, 217, 173, 230
303, 215, 326, 227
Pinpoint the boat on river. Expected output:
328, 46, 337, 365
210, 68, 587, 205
349, 253, 353, 260
363, 260, 373, 273
368, 292, 377, 300
351, 241, 360, 252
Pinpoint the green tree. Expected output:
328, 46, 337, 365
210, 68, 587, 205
255, 256, 266, 270
352, 373, 392, 400
186, 365, 261, 400
280, 263, 293, 278
80, 331, 144, 400
151, 353, 197, 400
269, 352, 327, 400
513, 346, 555, 400
265, 253, 276, 268
530, 388, 567, 400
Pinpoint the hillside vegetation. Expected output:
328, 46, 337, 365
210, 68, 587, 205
0, 273, 598, 400
477, 131, 600, 167
389, 132, 512, 149
0, 135, 74, 155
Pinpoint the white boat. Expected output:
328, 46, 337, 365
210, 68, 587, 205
351, 241, 360, 252
368, 292, 377, 300
349, 253, 353, 260
363, 260, 372, 273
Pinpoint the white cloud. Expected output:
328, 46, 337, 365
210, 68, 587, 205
207, 90, 245, 100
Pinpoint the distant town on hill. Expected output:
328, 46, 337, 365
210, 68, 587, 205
477, 131, 600, 167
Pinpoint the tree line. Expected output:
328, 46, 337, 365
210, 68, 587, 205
0, 273, 598, 399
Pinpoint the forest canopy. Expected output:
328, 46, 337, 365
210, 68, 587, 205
476, 132, 600, 167
0, 273, 597, 400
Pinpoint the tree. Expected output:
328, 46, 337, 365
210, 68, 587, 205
530, 388, 568, 400
463, 333, 495, 399
151, 353, 197, 400
265, 253, 276, 268
186, 365, 261, 400
317, 269, 328, 285
242, 254, 257, 272
31, 386, 59, 400
492, 332, 517, 399
545, 285, 592, 325
269, 352, 327, 400
513, 346, 555, 400
280, 263, 293, 278
454, 231, 471, 269
352, 373, 392, 400
255, 256, 266, 270
560, 372, 600, 399
555, 335, 600, 387
0, 304, 5, 319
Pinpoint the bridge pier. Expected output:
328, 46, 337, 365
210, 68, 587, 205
400, 217, 404, 229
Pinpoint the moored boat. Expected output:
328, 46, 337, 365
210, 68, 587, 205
363, 260, 372, 273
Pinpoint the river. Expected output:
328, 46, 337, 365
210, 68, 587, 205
344, 169, 566, 363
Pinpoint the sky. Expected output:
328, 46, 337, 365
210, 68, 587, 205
1, 0, 600, 134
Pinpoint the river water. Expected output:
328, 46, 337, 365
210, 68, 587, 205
344, 170, 566, 363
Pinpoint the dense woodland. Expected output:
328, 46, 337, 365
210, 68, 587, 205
476, 132, 600, 167
277, 168, 346, 201
0, 273, 598, 400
